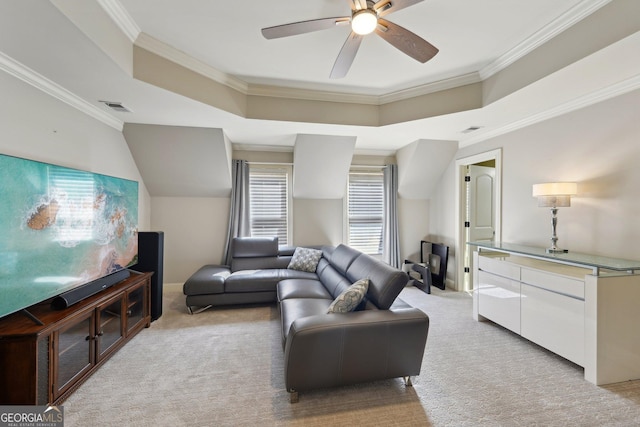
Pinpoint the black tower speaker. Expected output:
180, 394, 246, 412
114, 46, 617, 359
136, 231, 164, 321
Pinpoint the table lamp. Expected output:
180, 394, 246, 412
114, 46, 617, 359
532, 182, 577, 253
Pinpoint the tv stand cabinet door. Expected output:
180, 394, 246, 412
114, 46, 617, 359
125, 278, 150, 336
52, 310, 95, 402
96, 293, 125, 362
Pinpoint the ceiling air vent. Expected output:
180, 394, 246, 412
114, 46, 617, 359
461, 126, 482, 134
99, 100, 132, 113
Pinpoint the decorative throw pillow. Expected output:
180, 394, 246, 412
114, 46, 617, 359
288, 247, 323, 273
327, 279, 369, 314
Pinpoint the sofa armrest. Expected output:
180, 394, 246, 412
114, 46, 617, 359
284, 308, 429, 393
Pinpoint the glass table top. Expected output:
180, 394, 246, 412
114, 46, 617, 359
467, 241, 640, 272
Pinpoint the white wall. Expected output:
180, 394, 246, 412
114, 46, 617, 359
150, 197, 229, 282
293, 199, 344, 247
399, 198, 431, 262
428, 88, 640, 288
0, 71, 151, 228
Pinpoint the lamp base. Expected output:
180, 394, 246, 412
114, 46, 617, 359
546, 247, 568, 254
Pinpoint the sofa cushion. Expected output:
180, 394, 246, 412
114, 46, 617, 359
322, 245, 335, 260
278, 246, 296, 256
277, 279, 332, 301
280, 298, 332, 344
232, 256, 290, 272
230, 237, 290, 272
346, 254, 408, 310
183, 265, 230, 295
329, 244, 362, 275
288, 247, 323, 273
232, 237, 278, 258
314, 260, 345, 296
327, 279, 369, 314
225, 269, 317, 293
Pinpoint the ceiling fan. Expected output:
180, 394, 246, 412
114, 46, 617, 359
261, 0, 438, 79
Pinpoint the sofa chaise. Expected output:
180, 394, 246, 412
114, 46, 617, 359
183, 237, 318, 313
182, 237, 430, 402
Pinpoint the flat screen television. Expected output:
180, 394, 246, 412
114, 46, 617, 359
0, 153, 138, 320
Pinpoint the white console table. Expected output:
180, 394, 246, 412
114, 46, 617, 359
469, 242, 640, 385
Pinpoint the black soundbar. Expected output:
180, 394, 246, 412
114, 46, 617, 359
51, 269, 131, 310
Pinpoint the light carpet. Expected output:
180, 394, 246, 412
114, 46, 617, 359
63, 283, 640, 426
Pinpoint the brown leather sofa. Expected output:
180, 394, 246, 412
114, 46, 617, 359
182, 237, 430, 402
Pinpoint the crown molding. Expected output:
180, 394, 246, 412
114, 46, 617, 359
379, 72, 482, 104
108, 0, 611, 109
248, 72, 482, 105
233, 142, 396, 157
353, 148, 397, 157
232, 143, 294, 153
246, 83, 380, 105
0, 52, 123, 130
135, 33, 250, 94
96, 0, 141, 43
459, 73, 640, 147
131, 29, 484, 106
479, 0, 612, 80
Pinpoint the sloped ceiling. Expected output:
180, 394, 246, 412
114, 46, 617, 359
123, 124, 232, 197
397, 139, 458, 199
293, 134, 356, 199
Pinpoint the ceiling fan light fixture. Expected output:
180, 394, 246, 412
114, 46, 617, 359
351, 9, 377, 35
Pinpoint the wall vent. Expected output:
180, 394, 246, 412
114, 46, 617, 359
462, 126, 482, 134
99, 100, 132, 113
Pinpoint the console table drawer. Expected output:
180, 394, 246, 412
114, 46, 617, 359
521, 268, 584, 299
478, 256, 520, 281
478, 271, 520, 334
521, 283, 584, 366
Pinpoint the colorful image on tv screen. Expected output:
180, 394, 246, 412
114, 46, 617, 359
0, 154, 138, 318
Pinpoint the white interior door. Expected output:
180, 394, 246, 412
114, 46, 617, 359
461, 163, 497, 292
455, 149, 502, 293
468, 165, 495, 243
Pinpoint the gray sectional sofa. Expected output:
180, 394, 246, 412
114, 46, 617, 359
183, 237, 430, 402
183, 237, 318, 312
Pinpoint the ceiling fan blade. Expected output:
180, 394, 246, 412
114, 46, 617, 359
261, 17, 349, 39
374, 0, 424, 18
330, 32, 364, 79
352, 0, 367, 10
375, 18, 438, 63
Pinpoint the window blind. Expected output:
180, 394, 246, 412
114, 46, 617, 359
348, 171, 384, 255
249, 166, 289, 245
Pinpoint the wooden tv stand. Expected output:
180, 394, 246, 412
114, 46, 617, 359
0, 271, 152, 405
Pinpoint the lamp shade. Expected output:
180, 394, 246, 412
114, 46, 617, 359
532, 182, 577, 207
532, 182, 577, 197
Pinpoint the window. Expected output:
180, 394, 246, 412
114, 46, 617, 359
249, 165, 291, 245
347, 170, 384, 255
